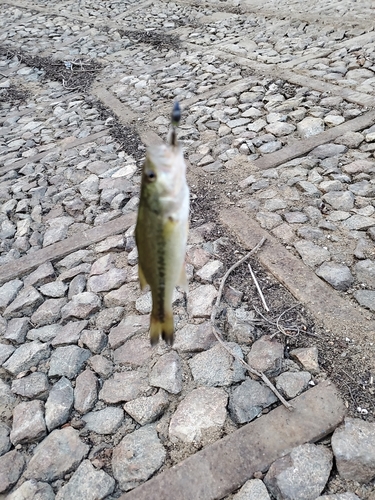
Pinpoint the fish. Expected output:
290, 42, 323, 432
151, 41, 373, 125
135, 102, 189, 345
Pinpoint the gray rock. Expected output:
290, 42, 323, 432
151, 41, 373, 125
25, 427, 89, 482
331, 418, 375, 483
51, 320, 88, 346
173, 321, 216, 352
354, 259, 375, 287
265, 122, 295, 136
55, 459, 115, 500
0, 279, 23, 313
233, 478, 271, 500
68, 274, 86, 299
82, 407, 124, 434
353, 290, 375, 311
319, 180, 343, 193
294, 240, 330, 267
0, 423, 11, 456
256, 212, 283, 230
189, 342, 246, 386
124, 390, 169, 425
30, 298, 67, 327
284, 212, 308, 224
187, 284, 218, 317
112, 426, 166, 491
149, 351, 183, 394
99, 371, 148, 403
95, 306, 124, 331
61, 292, 101, 320
0, 450, 25, 493
49, 346, 90, 379
39, 281, 68, 298
196, 260, 224, 282
264, 444, 332, 499
4, 317, 29, 343
10, 400, 46, 446
323, 191, 354, 211
27, 324, 62, 342
7, 479, 55, 500
297, 226, 324, 241
74, 369, 98, 414
87, 268, 127, 293
45, 377, 74, 431
114, 337, 153, 368
342, 215, 375, 230
108, 314, 149, 349
315, 262, 354, 291
24, 262, 55, 287
90, 254, 115, 275
246, 336, 284, 377
169, 387, 228, 443
311, 143, 347, 158
11, 372, 49, 399
3, 341, 50, 376
3, 286, 43, 319
88, 355, 114, 379
229, 379, 277, 424
290, 347, 319, 374
0, 379, 16, 422
96, 235, 125, 253
349, 180, 374, 197
275, 371, 311, 399
56, 250, 93, 271
297, 117, 324, 138
0, 344, 15, 365
258, 141, 282, 154
80, 329, 107, 354
296, 181, 321, 197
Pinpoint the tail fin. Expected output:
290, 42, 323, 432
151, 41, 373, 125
150, 310, 174, 346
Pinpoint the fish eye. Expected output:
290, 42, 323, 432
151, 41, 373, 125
145, 170, 157, 182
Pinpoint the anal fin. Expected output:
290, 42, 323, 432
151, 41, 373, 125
138, 263, 148, 291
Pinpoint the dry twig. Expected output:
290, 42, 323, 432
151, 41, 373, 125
210, 237, 294, 412
247, 262, 269, 312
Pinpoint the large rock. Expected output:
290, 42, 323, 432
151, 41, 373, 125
7, 480, 55, 500
10, 400, 46, 445
322, 191, 354, 211
229, 379, 277, 423
114, 337, 153, 368
294, 241, 330, 268
353, 290, 375, 311
233, 478, 271, 500
0, 279, 23, 313
173, 321, 216, 352
149, 351, 183, 394
82, 407, 124, 434
74, 369, 98, 414
45, 377, 74, 431
112, 426, 166, 491
124, 390, 169, 425
61, 292, 101, 320
0, 450, 25, 493
108, 314, 149, 349
331, 418, 375, 483
56, 459, 115, 500
0, 422, 11, 456
11, 372, 49, 399
189, 342, 246, 386
246, 336, 284, 377
290, 347, 319, 374
3, 286, 43, 319
49, 346, 90, 379
354, 259, 375, 288
275, 371, 311, 399
187, 284, 218, 317
99, 371, 148, 403
25, 427, 89, 482
315, 262, 353, 291
30, 298, 67, 327
3, 341, 50, 376
87, 268, 127, 293
297, 117, 324, 138
169, 387, 228, 443
0, 379, 16, 422
264, 444, 333, 499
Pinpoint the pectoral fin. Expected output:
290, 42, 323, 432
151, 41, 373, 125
138, 263, 148, 291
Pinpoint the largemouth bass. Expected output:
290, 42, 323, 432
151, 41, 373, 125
135, 103, 189, 345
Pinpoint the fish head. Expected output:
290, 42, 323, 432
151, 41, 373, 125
141, 143, 188, 211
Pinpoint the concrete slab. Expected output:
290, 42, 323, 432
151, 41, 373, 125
0, 213, 136, 285
119, 380, 345, 500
